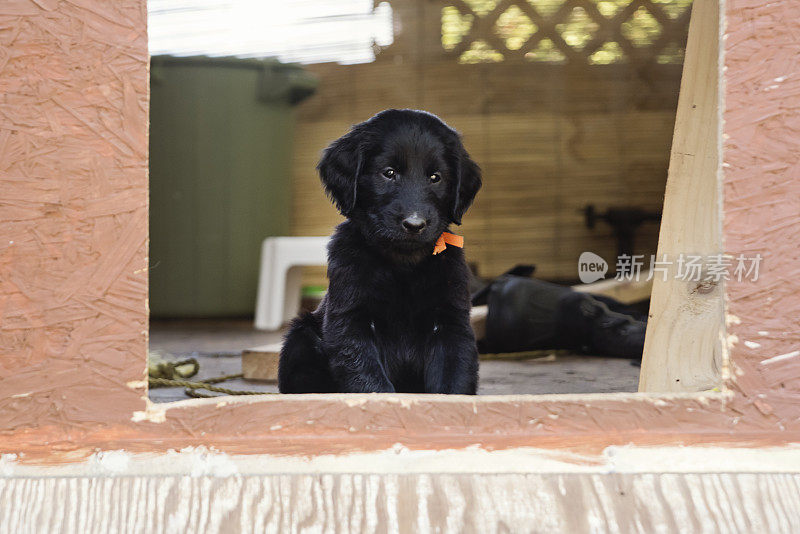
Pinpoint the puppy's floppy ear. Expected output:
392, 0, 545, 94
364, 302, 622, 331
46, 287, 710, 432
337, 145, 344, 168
451, 145, 482, 225
317, 127, 365, 216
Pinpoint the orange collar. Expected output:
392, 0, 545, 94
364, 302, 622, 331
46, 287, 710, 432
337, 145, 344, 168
433, 232, 464, 255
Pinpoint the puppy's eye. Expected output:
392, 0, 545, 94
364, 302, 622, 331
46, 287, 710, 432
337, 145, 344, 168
382, 168, 396, 180
429, 172, 442, 184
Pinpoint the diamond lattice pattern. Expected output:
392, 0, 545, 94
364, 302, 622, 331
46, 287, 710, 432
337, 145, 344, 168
441, 0, 692, 64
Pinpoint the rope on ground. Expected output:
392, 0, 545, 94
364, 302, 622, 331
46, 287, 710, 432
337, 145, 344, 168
148, 355, 277, 397
148, 357, 199, 380
148, 375, 275, 398
147, 349, 569, 399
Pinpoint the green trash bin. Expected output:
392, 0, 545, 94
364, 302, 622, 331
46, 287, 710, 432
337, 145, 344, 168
149, 56, 316, 318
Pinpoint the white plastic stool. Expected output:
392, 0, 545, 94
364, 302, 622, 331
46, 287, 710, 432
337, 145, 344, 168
254, 236, 330, 330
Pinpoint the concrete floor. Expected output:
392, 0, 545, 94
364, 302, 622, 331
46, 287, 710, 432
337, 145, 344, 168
149, 319, 641, 402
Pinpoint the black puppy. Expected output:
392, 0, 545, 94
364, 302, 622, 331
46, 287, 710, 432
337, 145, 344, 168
278, 109, 482, 394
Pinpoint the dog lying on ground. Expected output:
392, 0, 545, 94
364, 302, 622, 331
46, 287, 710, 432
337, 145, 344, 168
278, 109, 482, 394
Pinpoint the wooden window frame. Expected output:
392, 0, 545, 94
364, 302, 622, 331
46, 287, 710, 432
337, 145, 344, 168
2, 0, 800, 463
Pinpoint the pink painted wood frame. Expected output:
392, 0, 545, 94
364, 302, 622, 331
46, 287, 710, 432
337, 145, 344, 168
0, 0, 798, 461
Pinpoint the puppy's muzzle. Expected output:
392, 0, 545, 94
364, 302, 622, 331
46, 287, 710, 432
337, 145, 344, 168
401, 213, 427, 234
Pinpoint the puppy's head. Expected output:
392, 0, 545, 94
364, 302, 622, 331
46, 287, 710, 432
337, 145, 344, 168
318, 109, 481, 253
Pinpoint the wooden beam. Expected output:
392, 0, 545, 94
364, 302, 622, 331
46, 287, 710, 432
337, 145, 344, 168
242, 343, 281, 381
638, 0, 723, 393
3, 471, 800, 532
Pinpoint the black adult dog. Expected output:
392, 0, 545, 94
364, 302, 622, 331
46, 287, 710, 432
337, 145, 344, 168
278, 109, 482, 394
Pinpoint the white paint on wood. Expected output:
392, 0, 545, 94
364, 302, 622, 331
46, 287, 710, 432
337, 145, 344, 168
639, 0, 725, 393
2, 471, 800, 533
5, 445, 800, 533
5, 445, 800, 478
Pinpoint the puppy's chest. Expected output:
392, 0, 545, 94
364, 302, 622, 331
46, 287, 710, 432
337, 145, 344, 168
368, 270, 445, 339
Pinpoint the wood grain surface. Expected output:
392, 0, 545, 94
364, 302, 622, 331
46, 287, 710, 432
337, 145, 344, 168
2, 472, 799, 533
638, 0, 724, 393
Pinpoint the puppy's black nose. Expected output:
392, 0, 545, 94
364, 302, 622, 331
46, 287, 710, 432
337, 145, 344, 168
402, 214, 427, 234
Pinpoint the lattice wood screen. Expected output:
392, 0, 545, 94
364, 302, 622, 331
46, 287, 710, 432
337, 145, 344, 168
440, 0, 691, 65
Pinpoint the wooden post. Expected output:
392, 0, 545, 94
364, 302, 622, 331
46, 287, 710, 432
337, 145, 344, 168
638, 0, 723, 392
